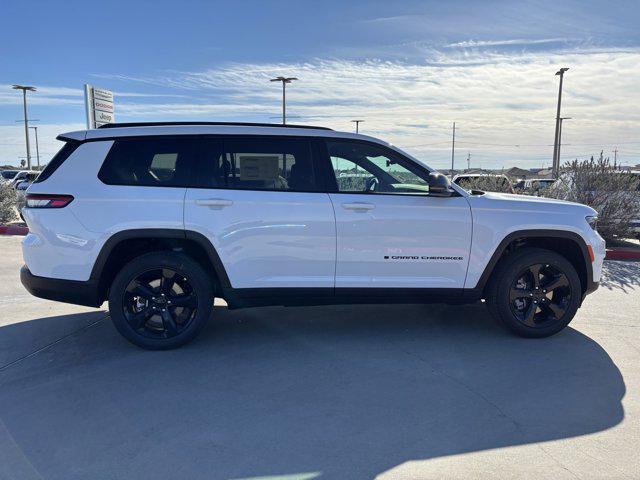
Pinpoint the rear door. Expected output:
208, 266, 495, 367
323, 139, 472, 290
184, 135, 336, 289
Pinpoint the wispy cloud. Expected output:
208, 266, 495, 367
446, 38, 571, 48
358, 14, 426, 25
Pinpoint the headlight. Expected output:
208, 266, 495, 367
586, 215, 598, 231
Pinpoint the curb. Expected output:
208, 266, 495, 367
0, 225, 29, 236
606, 248, 640, 261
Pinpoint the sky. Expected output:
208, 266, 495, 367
1, 0, 640, 169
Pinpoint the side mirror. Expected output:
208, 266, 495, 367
428, 172, 453, 197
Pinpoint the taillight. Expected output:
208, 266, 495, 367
25, 194, 74, 208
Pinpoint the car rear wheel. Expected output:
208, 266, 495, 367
108, 251, 214, 350
486, 247, 582, 338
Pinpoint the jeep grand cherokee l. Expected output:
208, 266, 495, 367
20, 122, 605, 349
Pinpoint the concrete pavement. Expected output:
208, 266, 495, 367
0, 236, 638, 479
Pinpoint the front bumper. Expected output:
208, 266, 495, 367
584, 280, 599, 299
20, 265, 103, 307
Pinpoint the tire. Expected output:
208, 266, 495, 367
108, 251, 214, 350
486, 247, 582, 338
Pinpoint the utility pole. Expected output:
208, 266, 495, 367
466, 152, 471, 171
613, 147, 618, 166
551, 68, 569, 179
557, 117, 571, 172
270, 76, 298, 125
29, 126, 40, 169
12, 85, 36, 170
351, 119, 364, 133
450, 122, 456, 178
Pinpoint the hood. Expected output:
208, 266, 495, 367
472, 191, 598, 216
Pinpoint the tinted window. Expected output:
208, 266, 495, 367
33, 141, 79, 184
199, 137, 319, 192
327, 140, 429, 195
99, 137, 195, 187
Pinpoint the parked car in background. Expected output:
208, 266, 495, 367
15, 175, 38, 218
1, 169, 21, 183
524, 178, 556, 196
452, 173, 515, 194
513, 179, 526, 192
9, 170, 39, 188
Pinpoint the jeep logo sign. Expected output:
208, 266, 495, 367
84, 84, 115, 129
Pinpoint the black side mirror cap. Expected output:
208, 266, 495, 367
428, 172, 454, 197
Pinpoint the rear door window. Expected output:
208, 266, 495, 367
198, 136, 321, 192
98, 137, 196, 187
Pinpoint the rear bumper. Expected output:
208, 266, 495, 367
20, 265, 103, 307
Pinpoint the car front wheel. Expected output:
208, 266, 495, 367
108, 251, 214, 350
486, 247, 582, 338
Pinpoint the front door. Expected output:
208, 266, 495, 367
323, 139, 472, 289
184, 136, 336, 289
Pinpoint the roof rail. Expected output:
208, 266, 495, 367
97, 121, 333, 131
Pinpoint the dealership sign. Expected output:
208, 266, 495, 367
84, 84, 115, 128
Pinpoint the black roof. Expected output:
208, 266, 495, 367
97, 121, 333, 131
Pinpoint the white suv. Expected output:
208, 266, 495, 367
20, 122, 606, 349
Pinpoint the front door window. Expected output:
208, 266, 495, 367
327, 140, 430, 195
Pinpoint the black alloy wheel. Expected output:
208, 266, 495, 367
109, 251, 214, 350
486, 247, 582, 338
123, 268, 198, 339
509, 263, 572, 328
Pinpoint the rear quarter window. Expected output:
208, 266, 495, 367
98, 137, 196, 187
33, 141, 79, 183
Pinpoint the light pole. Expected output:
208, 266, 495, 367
12, 84, 36, 170
270, 76, 298, 125
29, 126, 40, 169
551, 68, 568, 179
557, 117, 571, 171
450, 122, 456, 178
351, 120, 364, 133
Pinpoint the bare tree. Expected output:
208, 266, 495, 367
544, 152, 640, 241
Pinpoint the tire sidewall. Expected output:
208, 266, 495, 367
108, 252, 214, 350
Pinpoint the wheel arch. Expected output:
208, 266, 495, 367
91, 229, 231, 303
474, 229, 593, 297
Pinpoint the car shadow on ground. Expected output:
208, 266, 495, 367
0, 303, 625, 480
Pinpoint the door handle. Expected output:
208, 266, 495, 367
341, 202, 375, 211
195, 198, 234, 208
